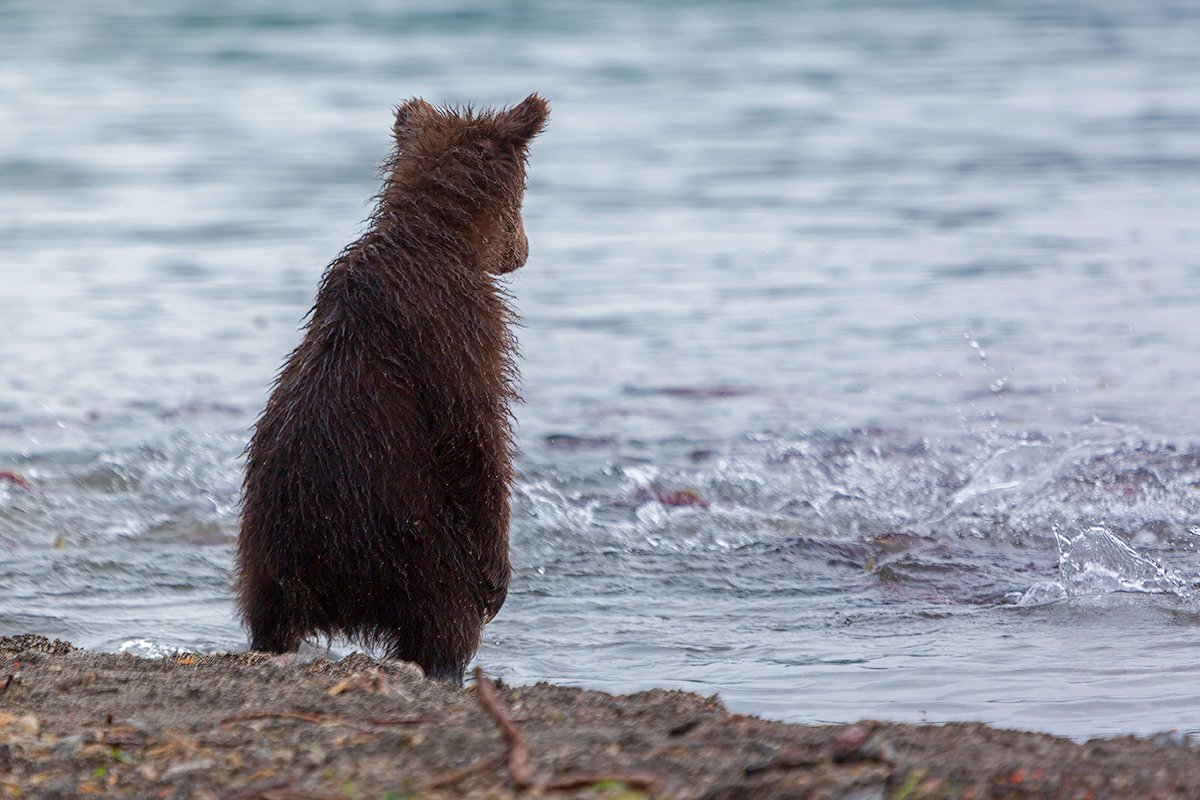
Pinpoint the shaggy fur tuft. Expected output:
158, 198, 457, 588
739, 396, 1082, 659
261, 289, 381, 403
236, 95, 549, 683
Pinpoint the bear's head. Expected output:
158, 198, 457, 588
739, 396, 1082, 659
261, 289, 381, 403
387, 94, 549, 275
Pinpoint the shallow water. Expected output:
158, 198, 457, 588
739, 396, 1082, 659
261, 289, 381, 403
3, 0, 1200, 739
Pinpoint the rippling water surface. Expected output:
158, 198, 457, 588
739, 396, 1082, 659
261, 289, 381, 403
3, 0, 1200, 739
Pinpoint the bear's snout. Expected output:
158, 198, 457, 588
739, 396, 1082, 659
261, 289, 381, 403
495, 223, 528, 274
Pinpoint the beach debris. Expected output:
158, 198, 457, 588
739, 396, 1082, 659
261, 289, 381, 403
221, 709, 425, 731
1006, 766, 1045, 784
0, 713, 39, 737
668, 717, 704, 737
473, 667, 658, 793
222, 710, 325, 726
744, 749, 823, 775
328, 668, 390, 696
827, 724, 894, 764
542, 772, 659, 791
161, 757, 216, 780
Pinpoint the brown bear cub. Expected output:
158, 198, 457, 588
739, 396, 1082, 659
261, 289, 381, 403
236, 95, 548, 683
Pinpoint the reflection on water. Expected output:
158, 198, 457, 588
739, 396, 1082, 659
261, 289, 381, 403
3, 0, 1200, 739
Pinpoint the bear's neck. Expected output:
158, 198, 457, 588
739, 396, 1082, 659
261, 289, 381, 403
371, 201, 489, 274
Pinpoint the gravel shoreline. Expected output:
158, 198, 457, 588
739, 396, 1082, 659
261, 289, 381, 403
0, 635, 1196, 799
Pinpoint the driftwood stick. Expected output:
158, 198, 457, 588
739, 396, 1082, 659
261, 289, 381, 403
473, 666, 536, 788
473, 666, 660, 794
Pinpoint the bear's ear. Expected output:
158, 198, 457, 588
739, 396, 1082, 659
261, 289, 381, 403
393, 98, 436, 142
496, 94, 549, 148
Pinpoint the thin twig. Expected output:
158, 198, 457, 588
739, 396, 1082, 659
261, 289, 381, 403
361, 715, 427, 726
82, 738, 150, 748
221, 710, 325, 725
221, 709, 425, 729
422, 754, 506, 790
543, 772, 659, 792
473, 666, 535, 788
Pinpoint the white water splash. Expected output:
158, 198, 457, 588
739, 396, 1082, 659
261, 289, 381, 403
1018, 525, 1195, 606
118, 638, 182, 658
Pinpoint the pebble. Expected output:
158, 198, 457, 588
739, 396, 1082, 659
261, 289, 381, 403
161, 758, 216, 780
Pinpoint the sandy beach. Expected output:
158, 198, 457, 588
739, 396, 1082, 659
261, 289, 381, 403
0, 635, 1197, 799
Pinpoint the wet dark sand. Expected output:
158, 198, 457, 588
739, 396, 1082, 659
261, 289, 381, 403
0, 635, 1195, 799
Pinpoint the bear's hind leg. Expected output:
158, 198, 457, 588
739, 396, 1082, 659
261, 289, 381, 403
241, 576, 303, 653
423, 661, 467, 685
249, 623, 302, 654
382, 630, 468, 685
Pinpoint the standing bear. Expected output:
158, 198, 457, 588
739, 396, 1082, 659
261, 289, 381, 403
236, 95, 549, 683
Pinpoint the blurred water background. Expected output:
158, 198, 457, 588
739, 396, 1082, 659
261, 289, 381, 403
3, 0, 1200, 740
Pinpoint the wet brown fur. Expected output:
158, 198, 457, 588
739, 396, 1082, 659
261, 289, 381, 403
235, 95, 549, 682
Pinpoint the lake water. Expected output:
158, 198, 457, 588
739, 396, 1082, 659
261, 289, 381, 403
3, 0, 1200, 740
